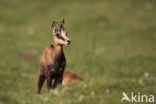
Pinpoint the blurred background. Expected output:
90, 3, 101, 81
0, 0, 156, 104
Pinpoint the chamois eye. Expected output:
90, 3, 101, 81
56, 34, 62, 39
56, 34, 65, 41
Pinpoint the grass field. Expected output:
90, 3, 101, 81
0, 0, 156, 104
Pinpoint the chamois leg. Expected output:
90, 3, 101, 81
53, 66, 65, 88
52, 75, 63, 88
47, 64, 53, 91
47, 77, 52, 91
37, 74, 45, 94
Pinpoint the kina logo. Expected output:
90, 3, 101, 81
121, 92, 154, 103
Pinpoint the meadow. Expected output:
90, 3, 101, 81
0, 0, 156, 104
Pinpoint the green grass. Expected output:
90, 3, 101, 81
0, 0, 156, 104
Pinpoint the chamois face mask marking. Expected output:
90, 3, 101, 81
56, 34, 65, 41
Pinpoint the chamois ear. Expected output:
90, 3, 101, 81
51, 21, 56, 33
62, 19, 65, 24
59, 24, 64, 30
60, 19, 65, 30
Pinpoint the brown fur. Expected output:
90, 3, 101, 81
37, 19, 70, 93
62, 72, 83, 85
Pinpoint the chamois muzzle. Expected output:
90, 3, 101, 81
67, 40, 71, 45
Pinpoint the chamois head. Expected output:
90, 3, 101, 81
51, 19, 70, 46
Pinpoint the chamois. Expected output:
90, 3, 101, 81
62, 72, 83, 86
37, 19, 70, 94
